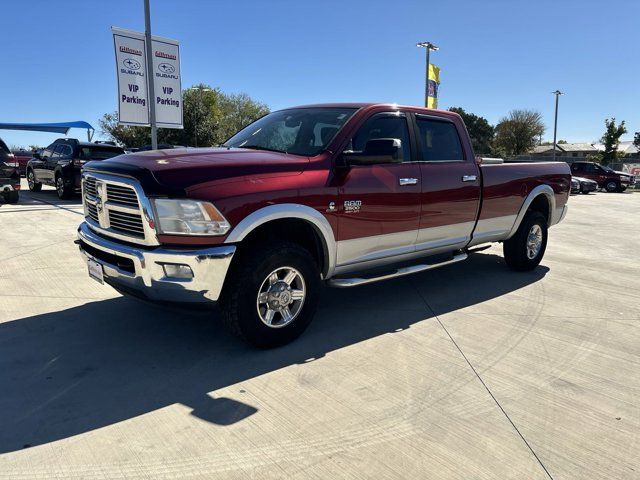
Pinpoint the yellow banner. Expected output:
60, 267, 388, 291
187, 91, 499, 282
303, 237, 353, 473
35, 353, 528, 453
427, 63, 440, 109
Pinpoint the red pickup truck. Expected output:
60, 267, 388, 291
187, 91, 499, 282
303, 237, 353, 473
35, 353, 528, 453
76, 104, 570, 347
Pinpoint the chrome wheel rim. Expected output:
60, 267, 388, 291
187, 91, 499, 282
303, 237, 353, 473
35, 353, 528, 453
526, 224, 543, 259
28, 172, 34, 189
56, 177, 64, 196
256, 266, 306, 328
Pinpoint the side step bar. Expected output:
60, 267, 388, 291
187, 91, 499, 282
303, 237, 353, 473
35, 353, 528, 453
328, 253, 468, 288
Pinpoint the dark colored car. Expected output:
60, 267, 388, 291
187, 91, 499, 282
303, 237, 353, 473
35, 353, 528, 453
570, 161, 636, 192
571, 176, 598, 195
27, 139, 125, 199
0, 138, 20, 202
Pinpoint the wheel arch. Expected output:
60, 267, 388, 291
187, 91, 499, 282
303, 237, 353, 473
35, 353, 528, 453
224, 204, 337, 278
506, 185, 555, 239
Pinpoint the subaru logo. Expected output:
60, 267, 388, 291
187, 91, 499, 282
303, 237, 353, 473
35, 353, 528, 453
158, 63, 175, 74
123, 58, 141, 70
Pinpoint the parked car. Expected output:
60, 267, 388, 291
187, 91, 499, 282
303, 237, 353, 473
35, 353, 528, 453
27, 139, 125, 199
1, 158, 20, 204
76, 103, 570, 347
571, 176, 598, 194
570, 161, 636, 192
11, 149, 33, 176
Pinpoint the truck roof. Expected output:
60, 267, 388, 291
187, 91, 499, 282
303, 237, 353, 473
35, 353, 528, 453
286, 102, 445, 112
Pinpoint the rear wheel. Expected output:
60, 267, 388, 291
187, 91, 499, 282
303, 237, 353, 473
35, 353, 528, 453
219, 242, 320, 348
605, 180, 619, 192
503, 211, 548, 271
56, 174, 73, 199
27, 170, 41, 192
3, 191, 19, 204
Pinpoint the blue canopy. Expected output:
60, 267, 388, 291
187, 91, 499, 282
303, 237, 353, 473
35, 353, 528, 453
0, 121, 95, 140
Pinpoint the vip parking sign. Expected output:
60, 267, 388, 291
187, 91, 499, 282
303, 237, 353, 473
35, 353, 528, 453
112, 27, 183, 129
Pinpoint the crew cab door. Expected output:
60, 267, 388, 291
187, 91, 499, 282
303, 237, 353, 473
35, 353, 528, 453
335, 111, 422, 267
413, 114, 481, 252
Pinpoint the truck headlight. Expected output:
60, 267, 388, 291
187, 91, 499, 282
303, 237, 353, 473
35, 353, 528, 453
152, 199, 230, 236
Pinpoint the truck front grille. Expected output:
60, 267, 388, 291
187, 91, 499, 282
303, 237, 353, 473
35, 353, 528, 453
82, 173, 158, 246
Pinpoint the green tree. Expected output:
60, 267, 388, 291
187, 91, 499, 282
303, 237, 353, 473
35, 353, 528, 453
600, 118, 627, 164
448, 107, 494, 154
493, 109, 545, 156
99, 85, 269, 148
633, 131, 640, 154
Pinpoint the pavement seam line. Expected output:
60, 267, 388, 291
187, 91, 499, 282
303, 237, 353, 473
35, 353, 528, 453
412, 284, 555, 480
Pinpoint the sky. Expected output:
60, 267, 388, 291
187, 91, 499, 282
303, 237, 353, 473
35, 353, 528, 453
2, 0, 639, 149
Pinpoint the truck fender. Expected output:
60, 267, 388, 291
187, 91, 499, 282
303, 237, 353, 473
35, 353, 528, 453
506, 185, 555, 239
224, 203, 337, 278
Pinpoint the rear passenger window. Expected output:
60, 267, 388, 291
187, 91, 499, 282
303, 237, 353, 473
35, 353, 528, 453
416, 118, 464, 161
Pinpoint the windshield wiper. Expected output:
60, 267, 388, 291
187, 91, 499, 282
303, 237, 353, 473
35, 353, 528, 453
233, 145, 288, 154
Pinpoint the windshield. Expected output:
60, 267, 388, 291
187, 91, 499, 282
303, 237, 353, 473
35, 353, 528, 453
80, 146, 124, 160
601, 165, 614, 172
223, 107, 357, 156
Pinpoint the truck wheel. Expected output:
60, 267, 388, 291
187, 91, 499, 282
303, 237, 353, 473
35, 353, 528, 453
27, 170, 42, 192
220, 242, 320, 348
605, 180, 619, 192
503, 211, 547, 271
56, 174, 73, 199
3, 191, 19, 204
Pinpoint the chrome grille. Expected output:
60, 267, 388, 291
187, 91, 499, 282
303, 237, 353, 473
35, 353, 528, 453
84, 176, 98, 197
86, 203, 99, 223
106, 184, 139, 207
82, 173, 158, 246
108, 210, 145, 237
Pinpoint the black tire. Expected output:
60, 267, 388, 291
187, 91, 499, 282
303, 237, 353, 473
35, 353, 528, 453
55, 174, 73, 199
3, 191, 19, 204
605, 180, 619, 193
27, 169, 42, 192
503, 211, 548, 272
219, 242, 320, 348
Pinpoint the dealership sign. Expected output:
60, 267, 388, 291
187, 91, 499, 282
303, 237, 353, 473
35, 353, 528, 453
112, 27, 183, 129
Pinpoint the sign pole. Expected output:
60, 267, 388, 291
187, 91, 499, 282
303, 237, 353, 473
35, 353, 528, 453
144, 0, 158, 150
425, 47, 430, 108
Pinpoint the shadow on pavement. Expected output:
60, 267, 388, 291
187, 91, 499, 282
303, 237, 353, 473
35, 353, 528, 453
0, 252, 548, 453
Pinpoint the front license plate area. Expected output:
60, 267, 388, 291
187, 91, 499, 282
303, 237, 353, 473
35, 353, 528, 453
88, 258, 104, 284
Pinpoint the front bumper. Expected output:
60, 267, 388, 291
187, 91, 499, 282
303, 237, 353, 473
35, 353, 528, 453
77, 221, 235, 304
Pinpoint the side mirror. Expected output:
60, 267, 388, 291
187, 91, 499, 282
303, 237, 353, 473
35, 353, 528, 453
342, 138, 402, 166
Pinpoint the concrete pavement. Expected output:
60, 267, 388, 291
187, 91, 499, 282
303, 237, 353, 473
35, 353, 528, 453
0, 181, 638, 479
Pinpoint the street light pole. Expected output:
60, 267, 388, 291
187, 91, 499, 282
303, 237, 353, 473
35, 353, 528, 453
417, 42, 439, 108
551, 90, 563, 161
144, 0, 158, 150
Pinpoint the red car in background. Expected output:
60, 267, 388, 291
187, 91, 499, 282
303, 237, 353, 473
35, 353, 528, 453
11, 149, 33, 176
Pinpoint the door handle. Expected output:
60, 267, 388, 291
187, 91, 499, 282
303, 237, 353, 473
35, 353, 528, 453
399, 178, 418, 186
462, 175, 477, 182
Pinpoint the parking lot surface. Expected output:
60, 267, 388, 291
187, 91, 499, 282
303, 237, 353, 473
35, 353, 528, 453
0, 182, 638, 479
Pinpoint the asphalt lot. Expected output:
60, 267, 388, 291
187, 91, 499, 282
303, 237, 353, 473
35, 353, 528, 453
0, 180, 638, 479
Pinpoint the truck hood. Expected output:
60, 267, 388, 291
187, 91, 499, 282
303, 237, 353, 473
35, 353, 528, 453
83, 147, 309, 195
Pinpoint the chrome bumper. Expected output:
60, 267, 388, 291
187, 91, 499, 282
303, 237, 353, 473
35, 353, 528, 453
77, 222, 235, 304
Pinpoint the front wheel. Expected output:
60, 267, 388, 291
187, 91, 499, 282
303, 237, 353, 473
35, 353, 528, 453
27, 170, 42, 192
605, 180, 619, 192
3, 191, 19, 204
56, 174, 73, 199
219, 242, 320, 348
503, 211, 548, 271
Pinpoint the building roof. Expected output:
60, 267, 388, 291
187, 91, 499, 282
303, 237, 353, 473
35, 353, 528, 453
532, 145, 556, 154
557, 142, 598, 152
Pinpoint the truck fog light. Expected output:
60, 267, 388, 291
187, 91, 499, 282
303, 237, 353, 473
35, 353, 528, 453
161, 263, 194, 279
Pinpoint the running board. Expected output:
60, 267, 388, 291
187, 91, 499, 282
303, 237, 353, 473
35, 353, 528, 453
328, 253, 468, 288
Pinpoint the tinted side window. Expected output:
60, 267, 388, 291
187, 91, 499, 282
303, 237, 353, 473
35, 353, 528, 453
571, 163, 582, 172
50, 145, 65, 159
416, 118, 464, 161
352, 114, 411, 162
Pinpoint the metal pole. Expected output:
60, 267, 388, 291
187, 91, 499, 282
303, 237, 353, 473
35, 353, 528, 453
144, 0, 158, 150
425, 48, 430, 108
552, 92, 560, 161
